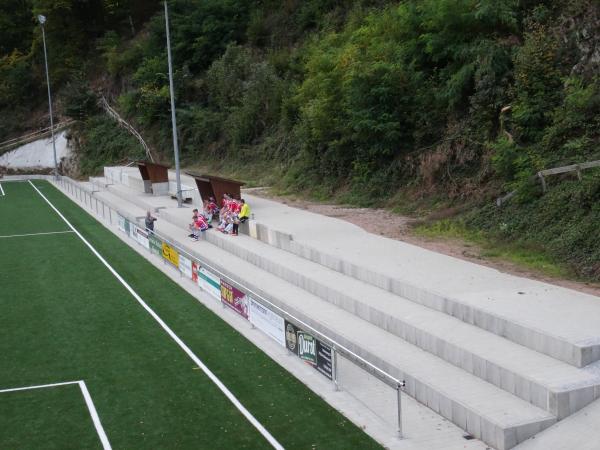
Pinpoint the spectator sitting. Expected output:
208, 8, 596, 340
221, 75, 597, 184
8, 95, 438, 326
188, 208, 199, 237
191, 215, 208, 241
223, 214, 235, 234
219, 195, 230, 222
145, 211, 157, 232
201, 200, 212, 226
206, 197, 219, 221
231, 212, 241, 236
217, 210, 230, 232
230, 198, 241, 214
238, 199, 250, 223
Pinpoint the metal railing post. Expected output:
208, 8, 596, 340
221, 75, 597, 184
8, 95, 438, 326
332, 346, 339, 391
396, 381, 405, 439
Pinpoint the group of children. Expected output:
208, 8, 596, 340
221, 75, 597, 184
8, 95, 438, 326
188, 194, 250, 241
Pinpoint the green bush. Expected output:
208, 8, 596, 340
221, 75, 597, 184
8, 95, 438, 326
469, 173, 600, 279
77, 116, 145, 175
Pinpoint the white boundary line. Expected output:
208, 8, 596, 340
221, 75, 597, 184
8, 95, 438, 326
0, 182, 5, 196
0, 230, 74, 239
0, 380, 111, 450
27, 180, 284, 450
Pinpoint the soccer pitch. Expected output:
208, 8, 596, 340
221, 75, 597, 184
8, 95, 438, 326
0, 180, 381, 450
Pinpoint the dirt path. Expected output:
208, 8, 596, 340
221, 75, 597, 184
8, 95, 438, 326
248, 188, 600, 297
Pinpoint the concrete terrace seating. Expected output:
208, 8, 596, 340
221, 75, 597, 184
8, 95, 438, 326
60, 167, 600, 450
243, 195, 600, 369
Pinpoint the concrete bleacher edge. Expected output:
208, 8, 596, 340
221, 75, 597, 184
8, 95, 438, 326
246, 220, 599, 368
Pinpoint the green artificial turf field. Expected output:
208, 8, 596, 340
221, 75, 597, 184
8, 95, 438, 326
0, 180, 381, 450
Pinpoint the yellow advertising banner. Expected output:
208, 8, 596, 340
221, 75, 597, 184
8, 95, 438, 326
162, 242, 179, 267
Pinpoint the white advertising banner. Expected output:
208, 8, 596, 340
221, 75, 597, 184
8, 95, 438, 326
248, 297, 285, 347
129, 222, 137, 240
179, 254, 193, 279
118, 215, 126, 233
198, 266, 220, 300
135, 227, 150, 250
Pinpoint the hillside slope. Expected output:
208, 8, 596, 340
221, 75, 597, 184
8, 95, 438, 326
1, 0, 598, 279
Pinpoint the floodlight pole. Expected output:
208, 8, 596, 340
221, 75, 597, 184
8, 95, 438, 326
39, 15, 59, 180
164, 1, 182, 207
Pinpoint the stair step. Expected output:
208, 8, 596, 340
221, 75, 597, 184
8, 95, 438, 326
240, 195, 600, 369
156, 207, 600, 419
150, 217, 558, 450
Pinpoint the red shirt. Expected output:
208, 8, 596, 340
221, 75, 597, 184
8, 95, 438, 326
195, 216, 208, 229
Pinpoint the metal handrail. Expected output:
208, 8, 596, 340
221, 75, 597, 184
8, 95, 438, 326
497, 159, 600, 206
0, 121, 75, 152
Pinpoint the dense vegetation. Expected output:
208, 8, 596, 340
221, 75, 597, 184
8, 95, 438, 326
1, 0, 598, 279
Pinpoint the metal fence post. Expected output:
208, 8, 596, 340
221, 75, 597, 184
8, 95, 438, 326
397, 381, 405, 439
332, 347, 339, 391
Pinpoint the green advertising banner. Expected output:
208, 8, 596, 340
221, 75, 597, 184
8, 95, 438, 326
297, 331, 317, 365
149, 233, 162, 256
284, 320, 332, 379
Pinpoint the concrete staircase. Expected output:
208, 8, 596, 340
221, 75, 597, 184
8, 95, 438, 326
55, 170, 600, 450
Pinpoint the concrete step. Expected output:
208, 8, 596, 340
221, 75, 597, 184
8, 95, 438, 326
239, 197, 600, 369
101, 182, 600, 420
158, 207, 600, 419
56, 178, 558, 450
102, 180, 178, 214
135, 215, 559, 450
88, 174, 600, 417
98, 169, 600, 371
514, 396, 600, 450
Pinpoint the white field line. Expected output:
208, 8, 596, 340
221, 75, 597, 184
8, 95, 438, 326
0, 230, 74, 239
28, 180, 285, 450
78, 381, 112, 450
0, 380, 79, 394
0, 183, 5, 196
0, 380, 112, 450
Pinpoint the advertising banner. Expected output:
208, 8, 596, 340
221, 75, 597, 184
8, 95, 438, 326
220, 280, 248, 319
162, 242, 179, 267
192, 262, 198, 283
179, 254, 193, 279
297, 331, 317, 365
149, 233, 162, 256
129, 222, 137, 240
124, 218, 130, 235
316, 340, 333, 380
285, 321, 299, 355
118, 215, 126, 233
135, 227, 150, 250
285, 320, 333, 380
248, 298, 285, 347
198, 267, 220, 300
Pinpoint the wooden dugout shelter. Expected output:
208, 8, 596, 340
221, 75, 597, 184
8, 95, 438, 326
136, 160, 170, 194
185, 172, 245, 203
